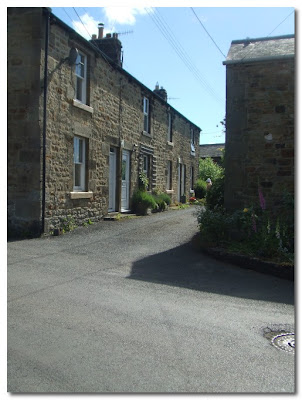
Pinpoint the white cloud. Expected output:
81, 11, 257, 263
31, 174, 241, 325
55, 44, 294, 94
103, 6, 150, 26
72, 13, 99, 39
71, 7, 152, 40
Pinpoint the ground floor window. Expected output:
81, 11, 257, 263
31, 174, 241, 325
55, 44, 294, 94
74, 136, 86, 191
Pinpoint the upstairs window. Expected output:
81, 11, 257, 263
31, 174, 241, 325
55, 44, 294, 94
167, 113, 173, 142
74, 136, 86, 191
190, 128, 196, 156
75, 52, 87, 104
143, 97, 150, 133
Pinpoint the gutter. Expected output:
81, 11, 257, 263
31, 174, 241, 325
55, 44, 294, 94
41, 8, 51, 234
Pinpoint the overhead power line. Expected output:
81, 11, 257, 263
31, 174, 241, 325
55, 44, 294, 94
67, 7, 118, 71
190, 7, 226, 59
238, 9, 295, 63
145, 7, 224, 105
267, 9, 295, 37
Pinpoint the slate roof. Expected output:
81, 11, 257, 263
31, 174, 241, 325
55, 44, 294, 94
199, 144, 225, 158
223, 34, 295, 65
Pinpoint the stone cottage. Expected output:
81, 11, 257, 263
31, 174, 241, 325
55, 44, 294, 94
223, 34, 295, 212
7, 7, 201, 237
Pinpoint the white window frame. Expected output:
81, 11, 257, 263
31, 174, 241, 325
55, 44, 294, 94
167, 113, 173, 142
75, 52, 87, 104
73, 136, 86, 191
143, 97, 149, 133
190, 128, 196, 156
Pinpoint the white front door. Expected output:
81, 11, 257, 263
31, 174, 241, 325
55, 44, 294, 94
109, 147, 117, 212
121, 150, 130, 212
178, 163, 186, 202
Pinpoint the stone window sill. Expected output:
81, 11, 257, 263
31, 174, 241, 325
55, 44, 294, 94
165, 190, 174, 194
142, 131, 152, 138
70, 191, 93, 199
73, 99, 94, 114
167, 141, 174, 147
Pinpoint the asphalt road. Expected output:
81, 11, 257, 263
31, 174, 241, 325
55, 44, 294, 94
7, 207, 295, 393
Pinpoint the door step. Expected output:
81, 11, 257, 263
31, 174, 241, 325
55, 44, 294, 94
103, 212, 137, 221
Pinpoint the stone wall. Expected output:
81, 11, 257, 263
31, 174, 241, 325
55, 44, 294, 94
7, 8, 200, 236
7, 7, 44, 236
224, 58, 294, 212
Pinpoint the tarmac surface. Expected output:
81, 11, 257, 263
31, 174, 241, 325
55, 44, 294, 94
7, 207, 295, 393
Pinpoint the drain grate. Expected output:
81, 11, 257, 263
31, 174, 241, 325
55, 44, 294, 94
271, 333, 295, 354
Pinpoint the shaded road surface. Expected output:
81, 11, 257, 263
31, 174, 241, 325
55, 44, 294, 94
7, 208, 295, 393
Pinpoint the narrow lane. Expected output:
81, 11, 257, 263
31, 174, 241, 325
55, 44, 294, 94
7, 208, 295, 393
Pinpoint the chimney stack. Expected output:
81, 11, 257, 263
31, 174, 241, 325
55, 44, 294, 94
90, 23, 123, 67
153, 83, 167, 102
98, 23, 104, 39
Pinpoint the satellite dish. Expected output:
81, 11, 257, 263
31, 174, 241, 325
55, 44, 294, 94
68, 47, 78, 65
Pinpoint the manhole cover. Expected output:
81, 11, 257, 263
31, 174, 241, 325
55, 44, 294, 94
271, 333, 295, 354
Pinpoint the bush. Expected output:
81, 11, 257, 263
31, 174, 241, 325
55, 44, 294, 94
206, 176, 225, 210
131, 190, 157, 215
199, 157, 224, 182
196, 201, 294, 263
153, 192, 171, 211
194, 179, 207, 199
197, 207, 229, 244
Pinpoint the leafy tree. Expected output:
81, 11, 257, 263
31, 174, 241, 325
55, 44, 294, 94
199, 157, 224, 182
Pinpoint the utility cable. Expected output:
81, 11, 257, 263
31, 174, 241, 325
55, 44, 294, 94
238, 9, 295, 63
190, 7, 226, 59
151, 8, 224, 102
145, 7, 224, 105
267, 9, 295, 37
70, 7, 117, 71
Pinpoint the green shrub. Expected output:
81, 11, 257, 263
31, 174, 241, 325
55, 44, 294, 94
199, 157, 224, 182
138, 172, 149, 191
194, 179, 207, 199
206, 176, 225, 210
197, 207, 229, 244
151, 191, 171, 211
131, 190, 157, 215
154, 192, 171, 205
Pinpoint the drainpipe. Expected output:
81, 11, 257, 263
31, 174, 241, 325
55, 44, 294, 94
41, 8, 50, 234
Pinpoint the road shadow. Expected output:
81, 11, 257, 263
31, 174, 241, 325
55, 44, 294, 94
127, 239, 294, 305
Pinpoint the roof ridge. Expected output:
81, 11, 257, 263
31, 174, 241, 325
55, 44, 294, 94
231, 34, 294, 45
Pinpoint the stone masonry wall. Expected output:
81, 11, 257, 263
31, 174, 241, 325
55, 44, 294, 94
7, 8, 44, 236
42, 15, 200, 232
224, 58, 294, 212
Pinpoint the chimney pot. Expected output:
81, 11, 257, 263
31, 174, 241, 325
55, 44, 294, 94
98, 23, 104, 39
92, 34, 97, 40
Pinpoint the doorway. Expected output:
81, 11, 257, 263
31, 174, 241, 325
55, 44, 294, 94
121, 149, 130, 212
109, 147, 117, 212
178, 163, 186, 202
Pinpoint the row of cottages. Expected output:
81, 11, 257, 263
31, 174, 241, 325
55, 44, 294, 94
7, 7, 201, 237
223, 34, 295, 212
